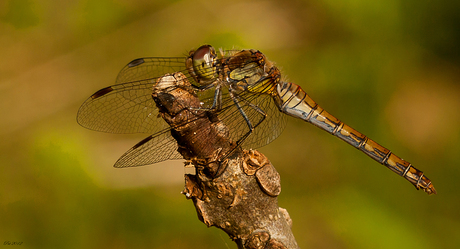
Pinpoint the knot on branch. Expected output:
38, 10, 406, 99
243, 150, 281, 197
245, 230, 288, 249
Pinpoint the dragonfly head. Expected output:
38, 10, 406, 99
187, 45, 218, 85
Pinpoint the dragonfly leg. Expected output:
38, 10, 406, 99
210, 83, 222, 110
230, 91, 267, 147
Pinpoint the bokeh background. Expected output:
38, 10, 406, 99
1, 0, 459, 248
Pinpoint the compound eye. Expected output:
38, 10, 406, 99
192, 45, 217, 81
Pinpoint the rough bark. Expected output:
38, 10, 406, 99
152, 72, 299, 249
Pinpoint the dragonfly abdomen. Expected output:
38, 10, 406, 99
275, 82, 436, 194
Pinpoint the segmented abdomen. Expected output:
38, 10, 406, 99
275, 82, 436, 195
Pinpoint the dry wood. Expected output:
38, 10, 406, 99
152, 72, 299, 249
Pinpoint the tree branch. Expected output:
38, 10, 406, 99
152, 72, 299, 249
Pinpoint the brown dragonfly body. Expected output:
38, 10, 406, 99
77, 45, 436, 194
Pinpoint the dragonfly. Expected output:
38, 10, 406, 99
77, 45, 436, 195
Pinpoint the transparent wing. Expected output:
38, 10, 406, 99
114, 129, 183, 168
78, 49, 287, 168
115, 57, 187, 84
77, 57, 190, 134
113, 75, 287, 168
216, 88, 287, 150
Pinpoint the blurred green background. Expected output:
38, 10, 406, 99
1, 0, 459, 248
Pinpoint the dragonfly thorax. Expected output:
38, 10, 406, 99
226, 49, 281, 96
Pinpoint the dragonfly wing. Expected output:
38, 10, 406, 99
115, 57, 187, 84
77, 57, 189, 134
77, 78, 168, 134
114, 129, 183, 168
215, 89, 287, 150
239, 91, 287, 149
